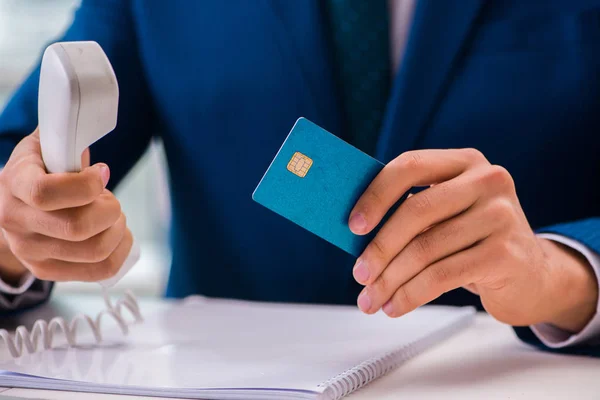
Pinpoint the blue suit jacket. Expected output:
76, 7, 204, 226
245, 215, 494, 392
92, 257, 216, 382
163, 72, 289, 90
0, 0, 599, 357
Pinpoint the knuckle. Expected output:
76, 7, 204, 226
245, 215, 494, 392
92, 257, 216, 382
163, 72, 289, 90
488, 239, 512, 260
367, 183, 387, 209
486, 198, 515, 223
404, 192, 432, 219
29, 177, 50, 209
45, 240, 64, 260
63, 214, 90, 240
461, 148, 486, 163
483, 165, 515, 191
396, 151, 423, 171
369, 237, 389, 261
410, 234, 434, 264
438, 220, 460, 243
91, 237, 117, 263
456, 261, 472, 281
499, 239, 514, 257
396, 286, 416, 310
9, 237, 29, 258
426, 264, 450, 286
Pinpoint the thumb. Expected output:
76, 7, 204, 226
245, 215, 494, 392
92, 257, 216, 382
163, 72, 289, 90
12, 162, 110, 211
40, 162, 111, 210
84, 162, 110, 189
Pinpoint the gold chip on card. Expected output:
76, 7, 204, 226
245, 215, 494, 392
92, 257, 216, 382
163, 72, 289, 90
287, 152, 313, 178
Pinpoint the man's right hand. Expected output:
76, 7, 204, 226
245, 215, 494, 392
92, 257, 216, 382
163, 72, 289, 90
0, 129, 133, 284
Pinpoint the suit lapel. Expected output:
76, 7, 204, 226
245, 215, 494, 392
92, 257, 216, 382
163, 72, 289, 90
376, 0, 486, 163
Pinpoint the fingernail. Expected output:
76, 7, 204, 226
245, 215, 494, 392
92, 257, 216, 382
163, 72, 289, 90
357, 289, 372, 312
382, 300, 394, 316
349, 213, 367, 233
99, 165, 110, 187
353, 259, 370, 284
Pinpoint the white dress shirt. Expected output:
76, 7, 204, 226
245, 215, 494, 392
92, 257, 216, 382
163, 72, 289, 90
0, 0, 598, 349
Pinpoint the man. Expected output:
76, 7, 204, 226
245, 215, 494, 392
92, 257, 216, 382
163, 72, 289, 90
0, 0, 598, 356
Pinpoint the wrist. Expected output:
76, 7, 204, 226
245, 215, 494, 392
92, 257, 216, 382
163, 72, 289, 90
539, 238, 598, 332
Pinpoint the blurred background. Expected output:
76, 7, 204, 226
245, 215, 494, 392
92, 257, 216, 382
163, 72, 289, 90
0, 0, 172, 297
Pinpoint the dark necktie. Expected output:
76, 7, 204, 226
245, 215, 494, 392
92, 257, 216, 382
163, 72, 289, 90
324, 0, 391, 156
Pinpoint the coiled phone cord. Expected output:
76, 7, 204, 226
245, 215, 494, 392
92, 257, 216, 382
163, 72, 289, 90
0, 288, 142, 358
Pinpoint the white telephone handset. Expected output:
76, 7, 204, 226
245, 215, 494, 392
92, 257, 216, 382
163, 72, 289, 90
0, 42, 143, 358
39, 41, 139, 286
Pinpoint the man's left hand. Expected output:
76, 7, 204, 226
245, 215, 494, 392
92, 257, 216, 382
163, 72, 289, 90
350, 149, 598, 332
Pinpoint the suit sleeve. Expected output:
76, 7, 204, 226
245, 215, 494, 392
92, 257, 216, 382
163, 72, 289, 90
0, 0, 157, 187
513, 218, 600, 358
0, 0, 158, 313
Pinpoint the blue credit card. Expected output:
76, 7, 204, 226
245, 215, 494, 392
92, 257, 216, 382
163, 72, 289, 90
252, 117, 386, 257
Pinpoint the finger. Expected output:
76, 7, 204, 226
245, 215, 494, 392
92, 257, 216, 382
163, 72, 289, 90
7, 191, 121, 241
7, 128, 44, 162
11, 163, 110, 211
81, 148, 91, 169
349, 148, 488, 235
353, 169, 484, 287
360, 201, 499, 313
379, 242, 489, 318
26, 228, 134, 282
5, 213, 126, 263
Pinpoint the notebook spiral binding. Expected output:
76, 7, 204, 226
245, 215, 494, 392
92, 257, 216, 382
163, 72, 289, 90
0, 288, 142, 359
318, 311, 472, 400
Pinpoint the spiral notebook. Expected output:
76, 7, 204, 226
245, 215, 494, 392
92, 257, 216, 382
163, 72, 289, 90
0, 296, 475, 399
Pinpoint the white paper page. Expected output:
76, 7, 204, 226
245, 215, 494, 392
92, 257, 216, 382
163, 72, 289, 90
0, 297, 474, 394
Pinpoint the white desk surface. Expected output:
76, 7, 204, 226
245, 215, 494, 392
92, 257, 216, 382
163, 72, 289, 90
1, 294, 599, 400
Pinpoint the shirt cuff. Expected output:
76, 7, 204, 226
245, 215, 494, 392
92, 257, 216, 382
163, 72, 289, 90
0, 271, 36, 295
0, 279, 52, 311
532, 233, 600, 348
